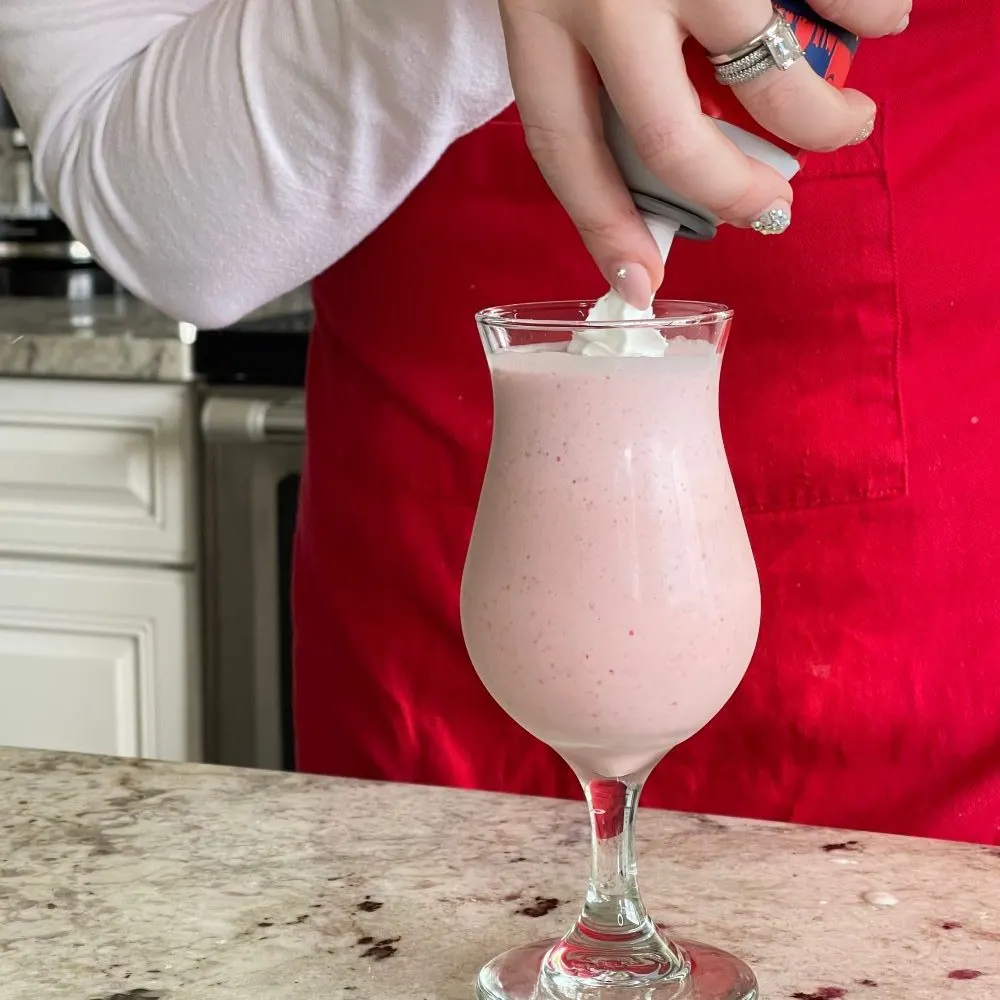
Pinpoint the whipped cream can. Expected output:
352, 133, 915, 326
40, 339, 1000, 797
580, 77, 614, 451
603, 1, 860, 239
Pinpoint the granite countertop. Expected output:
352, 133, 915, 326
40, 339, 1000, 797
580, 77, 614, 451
0, 749, 997, 1000
0, 287, 312, 382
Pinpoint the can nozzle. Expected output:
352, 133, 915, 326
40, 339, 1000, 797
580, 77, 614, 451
642, 212, 680, 266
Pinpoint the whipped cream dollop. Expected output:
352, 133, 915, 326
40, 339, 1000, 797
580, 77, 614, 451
568, 290, 665, 357
567, 214, 680, 358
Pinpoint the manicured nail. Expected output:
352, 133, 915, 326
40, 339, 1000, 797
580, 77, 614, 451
613, 263, 653, 309
891, 13, 909, 33
751, 201, 792, 236
849, 117, 876, 145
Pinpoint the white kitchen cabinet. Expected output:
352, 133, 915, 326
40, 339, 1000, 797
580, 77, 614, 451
0, 380, 196, 565
0, 376, 201, 762
0, 557, 200, 761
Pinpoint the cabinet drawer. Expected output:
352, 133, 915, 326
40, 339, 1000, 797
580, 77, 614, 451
0, 379, 196, 564
0, 557, 200, 761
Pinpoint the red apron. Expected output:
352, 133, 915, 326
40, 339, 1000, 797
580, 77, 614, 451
295, 0, 1000, 845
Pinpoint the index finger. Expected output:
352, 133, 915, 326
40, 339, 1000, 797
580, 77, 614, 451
500, 6, 666, 298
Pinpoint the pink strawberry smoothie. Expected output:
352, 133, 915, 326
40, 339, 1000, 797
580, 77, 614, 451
461, 345, 760, 779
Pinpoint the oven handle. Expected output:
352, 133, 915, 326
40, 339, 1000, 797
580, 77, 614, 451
201, 395, 305, 443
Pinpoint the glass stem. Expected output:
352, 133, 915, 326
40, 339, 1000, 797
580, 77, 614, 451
540, 770, 688, 991
577, 776, 653, 941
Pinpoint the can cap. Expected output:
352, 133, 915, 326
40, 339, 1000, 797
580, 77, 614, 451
601, 91, 717, 241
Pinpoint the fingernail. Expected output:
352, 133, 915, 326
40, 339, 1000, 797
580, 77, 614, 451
891, 13, 909, 33
849, 117, 876, 145
612, 263, 653, 309
751, 201, 792, 237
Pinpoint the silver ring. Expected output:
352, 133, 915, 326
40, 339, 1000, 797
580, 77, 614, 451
709, 9, 804, 87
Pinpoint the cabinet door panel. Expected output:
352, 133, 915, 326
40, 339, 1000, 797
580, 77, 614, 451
0, 380, 196, 564
0, 559, 200, 761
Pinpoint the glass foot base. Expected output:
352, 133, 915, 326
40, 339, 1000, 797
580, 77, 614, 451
477, 935, 758, 1000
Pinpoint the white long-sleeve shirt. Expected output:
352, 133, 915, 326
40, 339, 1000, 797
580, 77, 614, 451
0, 0, 514, 326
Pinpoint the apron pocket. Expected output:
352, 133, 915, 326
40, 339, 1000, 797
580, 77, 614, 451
668, 127, 906, 514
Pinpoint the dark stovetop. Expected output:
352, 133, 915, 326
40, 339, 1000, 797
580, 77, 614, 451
195, 308, 313, 388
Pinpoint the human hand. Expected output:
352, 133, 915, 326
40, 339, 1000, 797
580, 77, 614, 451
498, 0, 909, 305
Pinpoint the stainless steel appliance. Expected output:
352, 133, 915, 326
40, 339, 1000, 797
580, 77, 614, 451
197, 306, 311, 771
0, 87, 112, 297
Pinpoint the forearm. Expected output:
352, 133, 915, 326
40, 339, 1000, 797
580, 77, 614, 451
0, 0, 512, 325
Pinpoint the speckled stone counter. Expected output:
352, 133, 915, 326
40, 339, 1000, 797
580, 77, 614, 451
0, 287, 311, 381
0, 749, 997, 1000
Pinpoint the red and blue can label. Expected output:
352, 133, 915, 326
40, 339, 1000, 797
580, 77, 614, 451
778, 0, 859, 87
